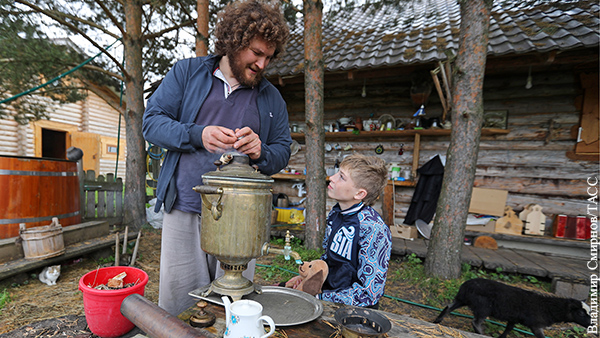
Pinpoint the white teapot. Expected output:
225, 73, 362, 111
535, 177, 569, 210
222, 296, 275, 338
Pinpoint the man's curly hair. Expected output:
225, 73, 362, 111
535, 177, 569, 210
214, 0, 289, 59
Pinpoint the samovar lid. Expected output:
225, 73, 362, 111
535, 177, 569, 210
201, 152, 274, 184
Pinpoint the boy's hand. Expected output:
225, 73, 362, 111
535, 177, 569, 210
202, 126, 237, 153
284, 275, 303, 289
234, 127, 262, 160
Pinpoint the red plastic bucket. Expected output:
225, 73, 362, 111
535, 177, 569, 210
79, 266, 149, 337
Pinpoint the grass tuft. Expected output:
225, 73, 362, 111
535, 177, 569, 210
0, 289, 11, 311
257, 237, 323, 283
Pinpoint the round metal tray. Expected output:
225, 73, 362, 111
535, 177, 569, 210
189, 286, 323, 326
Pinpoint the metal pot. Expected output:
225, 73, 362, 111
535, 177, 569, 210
193, 153, 273, 266
334, 307, 391, 338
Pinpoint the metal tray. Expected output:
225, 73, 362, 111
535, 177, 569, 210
189, 286, 323, 326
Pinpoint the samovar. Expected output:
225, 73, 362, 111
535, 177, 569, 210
192, 152, 301, 300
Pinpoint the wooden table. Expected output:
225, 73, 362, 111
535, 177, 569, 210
178, 299, 486, 338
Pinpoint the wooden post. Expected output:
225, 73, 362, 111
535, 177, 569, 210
425, 0, 492, 279
303, 0, 326, 250
78, 160, 84, 224
382, 182, 394, 226
438, 61, 452, 112
114, 233, 120, 267
431, 70, 448, 121
130, 231, 142, 267
122, 226, 129, 254
196, 0, 209, 56
412, 133, 421, 179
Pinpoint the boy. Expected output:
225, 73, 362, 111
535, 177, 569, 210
316, 153, 391, 308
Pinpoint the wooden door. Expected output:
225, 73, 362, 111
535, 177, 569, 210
70, 132, 100, 173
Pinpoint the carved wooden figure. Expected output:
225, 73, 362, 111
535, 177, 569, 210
495, 206, 523, 235
519, 203, 535, 221
522, 204, 546, 236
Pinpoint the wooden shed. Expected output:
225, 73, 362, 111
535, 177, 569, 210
265, 0, 599, 241
0, 79, 130, 268
0, 79, 127, 179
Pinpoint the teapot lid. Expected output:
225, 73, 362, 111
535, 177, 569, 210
202, 152, 273, 184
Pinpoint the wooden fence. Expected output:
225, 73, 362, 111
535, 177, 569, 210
82, 170, 123, 225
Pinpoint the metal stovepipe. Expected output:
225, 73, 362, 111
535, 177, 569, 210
121, 293, 209, 338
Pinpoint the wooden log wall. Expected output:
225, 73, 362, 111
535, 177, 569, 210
271, 64, 598, 226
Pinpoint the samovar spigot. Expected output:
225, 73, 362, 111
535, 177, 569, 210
262, 230, 303, 264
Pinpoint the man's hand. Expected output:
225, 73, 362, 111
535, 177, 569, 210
234, 127, 262, 160
202, 126, 237, 153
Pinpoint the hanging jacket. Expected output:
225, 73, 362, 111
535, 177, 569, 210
403, 155, 445, 225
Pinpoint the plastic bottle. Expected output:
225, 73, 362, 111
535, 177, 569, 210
413, 105, 426, 129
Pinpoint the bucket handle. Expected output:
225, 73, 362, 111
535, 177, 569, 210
192, 185, 224, 220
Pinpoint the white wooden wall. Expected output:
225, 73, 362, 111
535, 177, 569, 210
84, 93, 127, 178
0, 89, 127, 180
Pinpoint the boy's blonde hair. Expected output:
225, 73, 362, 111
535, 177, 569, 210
340, 153, 388, 206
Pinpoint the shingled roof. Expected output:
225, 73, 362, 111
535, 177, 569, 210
266, 0, 599, 77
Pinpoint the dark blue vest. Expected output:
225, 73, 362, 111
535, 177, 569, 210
322, 203, 363, 291
173, 75, 259, 214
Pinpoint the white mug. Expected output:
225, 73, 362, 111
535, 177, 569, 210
363, 119, 371, 131
222, 296, 275, 338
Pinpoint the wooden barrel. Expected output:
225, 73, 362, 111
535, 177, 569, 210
0, 155, 81, 239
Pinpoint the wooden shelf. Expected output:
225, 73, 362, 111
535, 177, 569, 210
464, 230, 590, 249
283, 128, 510, 227
271, 173, 307, 180
272, 173, 416, 187
388, 179, 417, 187
291, 128, 509, 141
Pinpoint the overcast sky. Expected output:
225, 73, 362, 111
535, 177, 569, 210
39, 0, 354, 83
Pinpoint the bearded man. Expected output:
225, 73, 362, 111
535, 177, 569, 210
143, 0, 291, 316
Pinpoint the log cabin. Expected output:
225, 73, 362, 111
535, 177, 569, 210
265, 0, 599, 240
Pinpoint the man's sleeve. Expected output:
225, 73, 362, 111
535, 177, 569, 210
143, 60, 206, 152
252, 86, 292, 175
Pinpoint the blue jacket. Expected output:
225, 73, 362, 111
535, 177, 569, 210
143, 55, 292, 212
319, 202, 392, 307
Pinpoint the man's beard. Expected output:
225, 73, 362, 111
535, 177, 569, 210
229, 52, 263, 87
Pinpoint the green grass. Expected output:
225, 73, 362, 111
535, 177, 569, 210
256, 237, 323, 283
387, 253, 590, 338
0, 289, 10, 311
388, 253, 553, 309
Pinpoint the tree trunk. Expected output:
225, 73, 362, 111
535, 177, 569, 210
196, 0, 209, 56
425, 0, 492, 279
122, 0, 147, 232
303, 0, 326, 250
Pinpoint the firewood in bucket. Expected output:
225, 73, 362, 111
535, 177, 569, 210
107, 272, 127, 289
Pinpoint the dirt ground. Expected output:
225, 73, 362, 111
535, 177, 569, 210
0, 227, 583, 337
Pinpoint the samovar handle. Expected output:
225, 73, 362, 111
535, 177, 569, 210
192, 185, 224, 220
